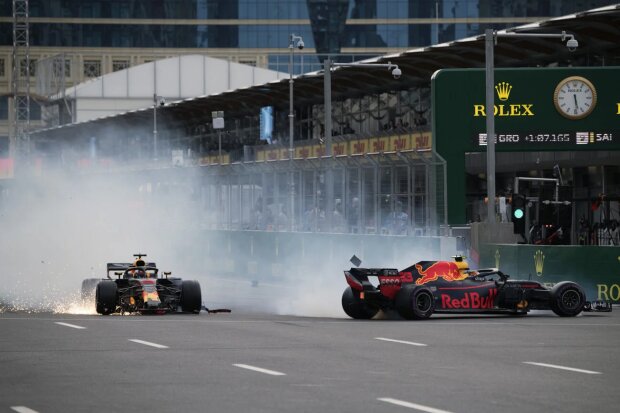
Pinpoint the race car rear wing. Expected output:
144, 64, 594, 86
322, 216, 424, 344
107, 262, 157, 273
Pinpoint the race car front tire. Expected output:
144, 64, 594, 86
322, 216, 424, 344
341, 287, 379, 319
180, 280, 202, 314
95, 281, 118, 315
395, 285, 435, 320
550, 281, 585, 317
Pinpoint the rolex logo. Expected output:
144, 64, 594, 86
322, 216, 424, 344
495, 82, 512, 101
534, 250, 545, 277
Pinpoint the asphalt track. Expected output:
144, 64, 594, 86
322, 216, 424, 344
1, 310, 619, 413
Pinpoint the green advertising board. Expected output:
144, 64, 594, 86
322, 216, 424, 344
432, 67, 620, 225
479, 243, 620, 303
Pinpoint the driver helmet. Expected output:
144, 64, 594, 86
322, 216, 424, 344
133, 269, 146, 278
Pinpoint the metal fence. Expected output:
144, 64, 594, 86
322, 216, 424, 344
198, 149, 447, 236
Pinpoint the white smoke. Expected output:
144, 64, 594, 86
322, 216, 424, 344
0, 160, 204, 314
0, 152, 448, 318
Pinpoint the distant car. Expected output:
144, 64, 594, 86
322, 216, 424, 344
342, 255, 611, 320
81, 254, 201, 315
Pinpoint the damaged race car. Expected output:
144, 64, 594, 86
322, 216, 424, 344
81, 254, 202, 315
342, 255, 611, 320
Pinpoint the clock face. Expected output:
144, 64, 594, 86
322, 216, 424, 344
553, 76, 597, 120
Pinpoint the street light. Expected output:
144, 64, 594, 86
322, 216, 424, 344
322, 59, 402, 228
323, 59, 402, 155
212, 111, 225, 163
288, 33, 304, 231
484, 29, 577, 227
153, 94, 165, 160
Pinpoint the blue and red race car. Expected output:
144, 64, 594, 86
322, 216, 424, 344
342, 255, 611, 319
81, 254, 202, 315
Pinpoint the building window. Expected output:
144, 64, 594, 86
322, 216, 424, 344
0, 136, 9, 157
30, 100, 41, 120
0, 96, 8, 120
0, 58, 4, 77
83, 60, 101, 78
19, 59, 37, 77
112, 60, 130, 72
51, 58, 72, 78
64, 59, 72, 77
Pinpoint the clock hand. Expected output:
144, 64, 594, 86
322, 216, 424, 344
573, 94, 578, 108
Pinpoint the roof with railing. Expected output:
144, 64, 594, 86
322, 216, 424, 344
30, 4, 620, 142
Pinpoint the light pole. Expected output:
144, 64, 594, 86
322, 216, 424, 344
288, 34, 304, 231
485, 29, 577, 226
153, 94, 165, 160
322, 59, 402, 228
323, 59, 401, 155
212, 111, 225, 163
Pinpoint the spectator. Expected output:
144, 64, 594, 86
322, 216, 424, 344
414, 109, 427, 128
333, 198, 346, 232
347, 197, 360, 233
277, 205, 288, 231
342, 123, 355, 135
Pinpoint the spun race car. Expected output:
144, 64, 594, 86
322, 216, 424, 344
81, 254, 202, 315
342, 255, 611, 320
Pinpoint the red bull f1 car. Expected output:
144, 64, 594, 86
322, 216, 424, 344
342, 255, 611, 320
81, 254, 202, 315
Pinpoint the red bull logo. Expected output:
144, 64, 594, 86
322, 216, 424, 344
441, 289, 497, 309
415, 261, 468, 285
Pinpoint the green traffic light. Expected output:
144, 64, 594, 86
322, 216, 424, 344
514, 209, 524, 219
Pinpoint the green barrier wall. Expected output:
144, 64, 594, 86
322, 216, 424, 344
479, 244, 620, 302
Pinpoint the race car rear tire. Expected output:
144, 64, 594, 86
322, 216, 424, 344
95, 281, 118, 315
550, 281, 585, 317
395, 285, 435, 320
180, 280, 202, 314
341, 287, 379, 319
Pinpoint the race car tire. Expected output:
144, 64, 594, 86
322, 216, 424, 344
395, 285, 435, 320
180, 280, 202, 314
95, 281, 118, 315
550, 281, 585, 317
81, 278, 99, 301
341, 287, 379, 319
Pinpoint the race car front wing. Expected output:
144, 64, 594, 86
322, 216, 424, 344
583, 300, 613, 312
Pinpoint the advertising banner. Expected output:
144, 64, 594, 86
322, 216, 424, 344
479, 244, 620, 303
432, 66, 620, 224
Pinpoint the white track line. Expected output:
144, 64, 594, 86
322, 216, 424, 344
54, 322, 86, 330
11, 407, 40, 413
233, 363, 286, 376
378, 398, 454, 413
128, 339, 169, 349
523, 362, 601, 375
375, 337, 427, 347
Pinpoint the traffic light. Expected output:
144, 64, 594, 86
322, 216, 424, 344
512, 193, 526, 235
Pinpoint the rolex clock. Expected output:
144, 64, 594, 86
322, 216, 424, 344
553, 76, 597, 119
